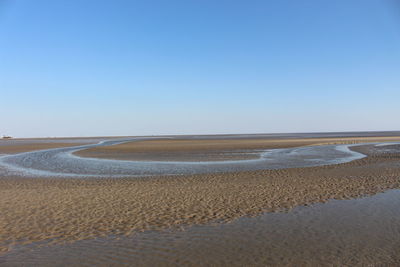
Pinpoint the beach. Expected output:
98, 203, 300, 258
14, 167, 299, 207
4, 0, 400, 264
1, 133, 400, 265
75, 135, 400, 162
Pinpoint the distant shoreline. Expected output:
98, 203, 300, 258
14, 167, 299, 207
3, 130, 400, 140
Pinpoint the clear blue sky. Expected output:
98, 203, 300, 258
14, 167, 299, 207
1, 0, 399, 137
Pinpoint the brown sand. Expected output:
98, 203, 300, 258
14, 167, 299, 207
0, 143, 87, 154
75, 136, 400, 161
1, 143, 400, 253
5, 189, 400, 266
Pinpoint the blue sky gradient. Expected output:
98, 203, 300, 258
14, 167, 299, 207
1, 0, 399, 137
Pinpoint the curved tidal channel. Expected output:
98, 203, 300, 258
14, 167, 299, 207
0, 137, 373, 177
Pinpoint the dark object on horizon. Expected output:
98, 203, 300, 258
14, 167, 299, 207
2, 135, 12, 139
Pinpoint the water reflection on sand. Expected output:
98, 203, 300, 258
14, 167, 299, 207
2, 189, 400, 266
0, 137, 369, 177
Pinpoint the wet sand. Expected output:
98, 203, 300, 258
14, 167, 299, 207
1, 133, 400, 265
1, 143, 400, 257
0, 143, 92, 155
75, 136, 400, 161
0, 136, 117, 155
3, 189, 400, 266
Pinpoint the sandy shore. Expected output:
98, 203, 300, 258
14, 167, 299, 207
4, 189, 400, 266
1, 141, 400, 254
0, 142, 91, 154
75, 136, 400, 161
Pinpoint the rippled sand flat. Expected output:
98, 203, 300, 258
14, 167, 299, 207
1, 144, 400, 254
75, 136, 400, 161
3, 189, 400, 266
7, 135, 399, 178
0, 142, 91, 154
1, 134, 400, 265
0, 136, 119, 155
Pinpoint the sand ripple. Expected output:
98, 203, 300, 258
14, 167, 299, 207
1, 144, 400, 253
